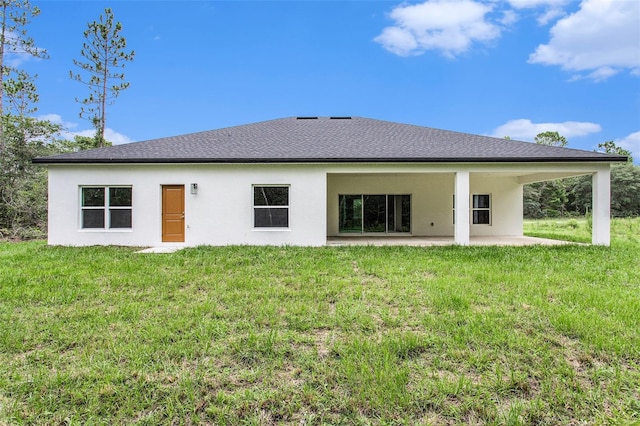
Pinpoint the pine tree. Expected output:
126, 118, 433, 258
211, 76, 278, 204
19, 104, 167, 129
0, 0, 47, 148
70, 7, 134, 147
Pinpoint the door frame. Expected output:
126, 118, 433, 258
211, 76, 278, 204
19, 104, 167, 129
162, 184, 185, 243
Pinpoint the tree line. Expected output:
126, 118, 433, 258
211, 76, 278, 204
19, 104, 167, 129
0, 1, 132, 239
523, 132, 640, 218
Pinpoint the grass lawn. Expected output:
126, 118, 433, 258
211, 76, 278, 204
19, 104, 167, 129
524, 216, 640, 245
1, 220, 639, 425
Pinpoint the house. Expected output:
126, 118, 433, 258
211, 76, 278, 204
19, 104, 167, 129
33, 116, 627, 247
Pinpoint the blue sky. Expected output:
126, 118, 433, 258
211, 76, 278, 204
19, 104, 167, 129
19, 0, 640, 161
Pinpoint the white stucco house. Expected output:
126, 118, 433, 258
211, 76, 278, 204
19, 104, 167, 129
33, 116, 627, 247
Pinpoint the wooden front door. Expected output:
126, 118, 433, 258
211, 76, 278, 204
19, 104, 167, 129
162, 185, 185, 242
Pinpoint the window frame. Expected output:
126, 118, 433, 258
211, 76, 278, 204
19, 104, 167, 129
338, 193, 411, 234
80, 186, 133, 230
252, 185, 290, 229
452, 194, 455, 225
471, 194, 491, 225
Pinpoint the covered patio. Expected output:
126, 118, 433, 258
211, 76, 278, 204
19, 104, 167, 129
326, 164, 612, 246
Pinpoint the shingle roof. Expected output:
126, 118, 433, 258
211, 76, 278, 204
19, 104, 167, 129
33, 116, 627, 164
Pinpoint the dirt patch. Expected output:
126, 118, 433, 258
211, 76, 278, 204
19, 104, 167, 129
351, 260, 386, 285
555, 334, 594, 391
313, 329, 334, 360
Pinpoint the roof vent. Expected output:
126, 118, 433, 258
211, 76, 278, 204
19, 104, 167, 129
330, 116, 351, 119
296, 116, 318, 120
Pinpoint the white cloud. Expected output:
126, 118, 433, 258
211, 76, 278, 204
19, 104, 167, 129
71, 128, 132, 145
535, 7, 565, 25
505, 0, 569, 26
528, 0, 640, 80
507, 0, 568, 8
7, 52, 33, 68
104, 129, 133, 145
374, 0, 501, 58
585, 66, 618, 82
490, 118, 601, 140
617, 131, 640, 162
38, 113, 78, 129
374, 27, 419, 57
39, 113, 132, 145
500, 10, 519, 26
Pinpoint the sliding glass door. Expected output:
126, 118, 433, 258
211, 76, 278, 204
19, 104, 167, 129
387, 195, 411, 232
363, 195, 386, 232
339, 194, 410, 233
338, 195, 362, 233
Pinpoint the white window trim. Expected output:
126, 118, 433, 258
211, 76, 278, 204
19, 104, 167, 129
252, 184, 290, 229
471, 193, 491, 225
79, 186, 133, 231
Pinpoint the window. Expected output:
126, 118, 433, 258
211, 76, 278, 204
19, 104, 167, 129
339, 194, 410, 233
253, 186, 289, 228
81, 186, 132, 229
472, 194, 491, 225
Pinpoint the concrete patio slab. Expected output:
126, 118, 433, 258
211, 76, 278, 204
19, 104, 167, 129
327, 236, 579, 247
136, 246, 185, 254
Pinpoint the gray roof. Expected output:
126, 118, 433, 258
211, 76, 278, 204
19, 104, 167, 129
33, 116, 628, 164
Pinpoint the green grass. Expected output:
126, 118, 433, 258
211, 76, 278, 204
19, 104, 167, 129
1, 220, 639, 424
524, 216, 640, 245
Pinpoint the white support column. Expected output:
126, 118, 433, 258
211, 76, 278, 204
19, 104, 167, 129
592, 169, 611, 246
455, 171, 470, 245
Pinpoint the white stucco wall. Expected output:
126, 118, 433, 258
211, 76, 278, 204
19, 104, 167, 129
46, 161, 608, 246
47, 164, 327, 247
469, 174, 523, 237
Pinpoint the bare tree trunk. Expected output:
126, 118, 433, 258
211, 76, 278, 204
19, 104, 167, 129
0, 2, 7, 150
100, 52, 107, 147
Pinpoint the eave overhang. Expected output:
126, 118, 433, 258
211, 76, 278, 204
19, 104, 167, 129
32, 156, 629, 165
